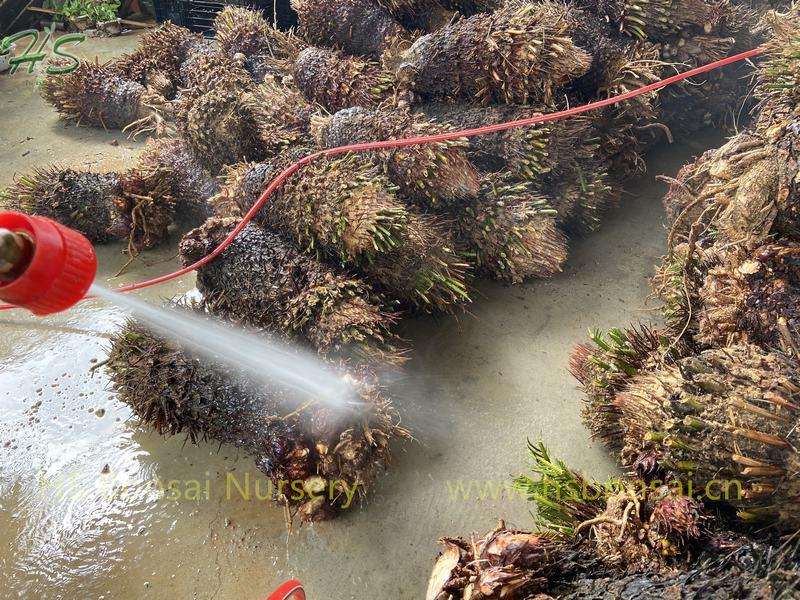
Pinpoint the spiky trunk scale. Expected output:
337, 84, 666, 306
292, 0, 409, 59
178, 38, 217, 88
415, 103, 595, 178
39, 62, 168, 134
111, 22, 200, 91
136, 138, 216, 224
657, 34, 752, 135
179, 53, 255, 98
651, 243, 717, 345
293, 47, 395, 112
212, 159, 471, 313
179, 218, 403, 366
0, 167, 119, 242
214, 6, 302, 80
172, 54, 275, 170
106, 314, 407, 522
250, 77, 318, 158
454, 175, 568, 283
397, 2, 591, 105
617, 343, 800, 528
317, 106, 480, 209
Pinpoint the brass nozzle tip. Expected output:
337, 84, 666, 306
0, 228, 34, 281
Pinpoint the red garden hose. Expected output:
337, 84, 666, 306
266, 580, 305, 600
0, 45, 764, 313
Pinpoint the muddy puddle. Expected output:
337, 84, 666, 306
0, 131, 725, 598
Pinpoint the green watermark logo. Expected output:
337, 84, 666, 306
3, 25, 85, 75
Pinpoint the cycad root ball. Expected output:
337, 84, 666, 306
397, 1, 591, 105
317, 106, 480, 209
696, 242, 800, 354
136, 138, 217, 223
107, 313, 407, 522
293, 46, 395, 112
427, 521, 564, 600
179, 217, 404, 367
0, 166, 177, 250
113, 167, 177, 251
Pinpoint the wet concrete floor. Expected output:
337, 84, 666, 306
0, 31, 727, 600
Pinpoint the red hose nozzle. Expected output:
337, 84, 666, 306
0, 212, 97, 316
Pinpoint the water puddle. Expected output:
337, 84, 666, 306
0, 132, 724, 598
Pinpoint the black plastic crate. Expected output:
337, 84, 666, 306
153, 0, 296, 36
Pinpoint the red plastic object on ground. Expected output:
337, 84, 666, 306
0, 212, 97, 315
266, 580, 305, 600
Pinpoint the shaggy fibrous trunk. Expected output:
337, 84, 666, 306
0, 167, 120, 242
375, 0, 455, 30
211, 160, 472, 312
292, 0, 410, 59
584, 0, 726, 42
396, 1, 591, 105
569, 325, 673, 449
39, 62, 169, 135
214, 6, 302, 80
293, 47, 396, 112
106, 312, 408, 523
544, 157, 620, 237
212, 156, 407, 262
179, 218, 404, 366
316, 106, 480, 209
437, 0, 500, 15
111, 22, 201, 95
176, 62, 315, 172
453, 175, 568, 283
0, 166, 176, 250
614, 343, 800, 528
173, 55, 269, 171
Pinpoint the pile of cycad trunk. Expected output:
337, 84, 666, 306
0, 0, 780, 525
428, 7, 800, 598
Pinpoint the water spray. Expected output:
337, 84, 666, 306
0, 211, 357, 411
